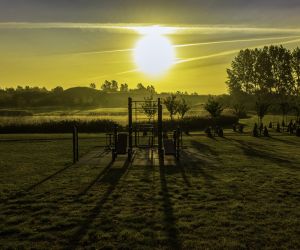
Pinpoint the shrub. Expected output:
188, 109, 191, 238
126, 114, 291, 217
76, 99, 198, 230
0, 119, 120, 134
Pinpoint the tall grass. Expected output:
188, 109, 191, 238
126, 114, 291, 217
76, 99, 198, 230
0, 119, 119, 134
0, 114, 238, 134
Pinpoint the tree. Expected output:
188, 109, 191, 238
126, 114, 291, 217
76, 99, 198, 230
120, 83, 129, 92
232, 103, 247, 119
141, 95, 157, 121
177, 98, 191, 119
255, 99, 270, 126
163, 94, 179, 120
52, 86, 64, 94
292, 47, 300, 95
204, 96, 223, 119
101, 80, 111, 92
136, 83, 146, 91
16, 86, 23, 92
292, 47, 300, 122
111, 80, 118, 92
226, 47, 274, 125
269, 45, 294, 123
90, 83, 96, 89
227, 48, 256, 94
146, 85, 156, 95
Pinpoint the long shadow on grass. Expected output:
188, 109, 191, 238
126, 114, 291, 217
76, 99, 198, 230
76, 160, 114, 198
68, 157, 132, 248
180, 150, 218, 189
0, 163, 75, 203
1, 150, 109, 203
190, 140, 218, 156
230, 138, 294, 165
175, 159, 192, 187
159, 159, 182, 249
265, 136, 300, 146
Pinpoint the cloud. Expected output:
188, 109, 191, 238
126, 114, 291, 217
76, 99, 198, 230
0, 0, 299, 26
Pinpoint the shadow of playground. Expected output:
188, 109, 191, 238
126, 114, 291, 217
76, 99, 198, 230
229, 138, 295, 166
68, 157, 132, 248
159, 160, 182, 249
1, 150, 109, 203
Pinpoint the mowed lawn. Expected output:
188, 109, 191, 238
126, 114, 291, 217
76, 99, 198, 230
0, 134, 299, 249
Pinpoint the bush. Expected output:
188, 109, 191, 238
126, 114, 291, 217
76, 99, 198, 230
0, 109, 33, 116
132, 116, 238, 132
0, 119, 120, 134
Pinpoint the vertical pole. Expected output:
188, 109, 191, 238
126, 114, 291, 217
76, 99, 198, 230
158, 98, 164, 162
76, 127, 79, 162
128, 97, 133, 160
134, 101, 137, 147
73, 125, 78, 164
112, 124, 118, 161
176, 127, 180, 160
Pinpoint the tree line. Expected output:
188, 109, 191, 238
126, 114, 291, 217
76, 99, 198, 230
0, 81, 201, 108
226, 45, 300, 123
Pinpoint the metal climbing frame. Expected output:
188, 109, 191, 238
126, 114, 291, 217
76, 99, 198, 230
129, 97, 158, 149
112, 97, 181, 162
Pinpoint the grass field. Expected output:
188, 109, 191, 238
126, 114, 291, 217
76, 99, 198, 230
0, 132, 299, 249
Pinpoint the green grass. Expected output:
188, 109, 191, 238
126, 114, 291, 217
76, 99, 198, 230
0, 133, 299, 249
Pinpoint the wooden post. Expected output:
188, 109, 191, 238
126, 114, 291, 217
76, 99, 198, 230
157, 98, 164, 162
128, 97, 133, 160
73, 125, 79, 163
176, 127, 180, 160
112, 125, 118, 161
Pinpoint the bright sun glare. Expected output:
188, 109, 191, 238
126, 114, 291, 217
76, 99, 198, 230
133, 26, 176, 77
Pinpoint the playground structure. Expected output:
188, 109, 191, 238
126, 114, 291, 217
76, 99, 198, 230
110, 97, 181, 163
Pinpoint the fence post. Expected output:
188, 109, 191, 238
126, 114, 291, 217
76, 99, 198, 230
73, 125, 79, 163
176, 127, 180, 160
128, 97, 133, 160
157, 98, 164, 163
112, 124, 118, 161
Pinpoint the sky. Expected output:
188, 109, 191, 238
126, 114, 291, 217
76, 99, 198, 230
0, 0, 300, 94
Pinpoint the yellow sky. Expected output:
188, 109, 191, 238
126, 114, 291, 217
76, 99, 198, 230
1, 23, 300, 94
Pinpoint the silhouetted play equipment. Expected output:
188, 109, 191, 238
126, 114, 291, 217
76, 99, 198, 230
109, 97, 182, 163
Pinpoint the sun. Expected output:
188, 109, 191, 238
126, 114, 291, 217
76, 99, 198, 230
133, 32, 175, 76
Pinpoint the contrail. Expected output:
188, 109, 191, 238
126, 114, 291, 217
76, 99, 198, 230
70, 35, 300, 56
176, 38, 300, 64
85, 69, 137, 81
175, 35, 300, 48
86, 38, 300, 77
74, 48, 132, 55
116, 69, 138, 75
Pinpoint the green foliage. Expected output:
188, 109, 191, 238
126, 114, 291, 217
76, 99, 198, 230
227, 45, 300, 123
89, 83, 96, 89
204, 96, 223, 119
120, 83, 129, 92
177, 98, 191, 119
232, 103, 247, 119
141, 95, 157, 121
0, 119, 119, 133
255, 100, 271, 125
292, 47, 300, 96
161, 115, 237, 131
0, 109, 33, 116
163, 94, 179, 120
101, 80, 118, 92
227, 46, 295, 96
